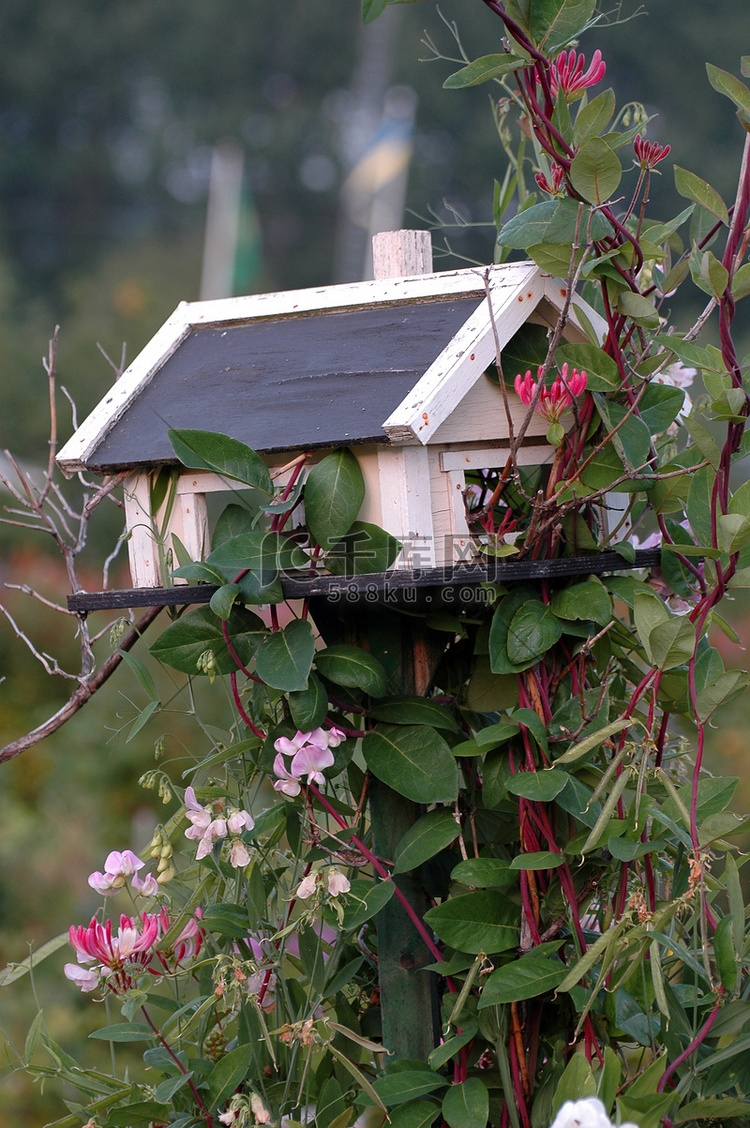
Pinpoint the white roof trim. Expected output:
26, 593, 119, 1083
382, 263, 544, 444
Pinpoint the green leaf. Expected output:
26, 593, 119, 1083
201, 902, 252, 939
368, 1071, 448, 1108
363, 725, 459, 803
616, 1094, 673, 1128
254, 618, 315, 692
393, 809, 459, 874
442, 1078, 489, 1128
529, 0, 597, 51
362, 0, 388, 23
206, 530, 307, 603
451, 858, 514, 888
714, 914, 739, 992
498, 198, 611, 249
107, 1102, 173, 1126
0, 932, 70, 986
289, 673, 328, 731
89, 1023, 154, 1042
647, 614, 696, 671
556, 342, 621, 392
326, 521, 401, 575
731, 260, 750, 299
696, 669, 749, 721
385, 1101, 441, 1128
424, 892, 519, 955
473, 719, 521, 750
674, 165, 729, 224
673, 1099, 750, 1123
167, 429, 272, 494
209, 582, 240, 621
305, 449, 365, 547
212, 502, 256, 548
117, 649, 160, 702
206, 1044, 254, 1109
638, 382, 686, 434
340, 878, 396, 930
316, 644, 387, 697
574, 88, 616, 145
506, 769, 569, 802
369, 696, 459, 732
506, 599, 564, 664
443, 54, 526, 89
569, 138, 622, 204
551, 580, 611, 625
479, 955, 567, 1006
706, 62, 750, 116
552, 1054, 596, 1112
615, 289, 660, 329
149, 605, 267, 675
509, 851, 564, 870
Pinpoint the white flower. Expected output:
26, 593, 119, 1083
327, 869, 351, 897
251, 1094, 272, 1124
64, 963, 101, 992
88, 849, 146, 895
296, 873, 319, 900
549, 1098, 613, 1128
218, 1112, 237, 1126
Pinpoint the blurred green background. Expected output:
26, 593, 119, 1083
1, 0, 750, 1120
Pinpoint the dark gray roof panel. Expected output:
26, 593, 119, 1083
88, 296, 483, 471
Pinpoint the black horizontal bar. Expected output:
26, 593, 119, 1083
67, 548, 663, 613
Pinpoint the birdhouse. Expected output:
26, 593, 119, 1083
57, 231, 605, 591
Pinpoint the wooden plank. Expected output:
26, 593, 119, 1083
382, 265, 545, 444
439, 443, 555, 471
122, 473, 163, 588
377, 446, 436, 569
66, 549, 664, 612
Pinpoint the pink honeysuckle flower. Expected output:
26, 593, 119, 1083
535, 163, 566, 196
290, 742, 335, 786
63, 963, 101, 992
154, 906, 204, 970
296, 873, 319, 899
273, 751, 302, 797
514, 364, 588, 424
634, 133, 671, 170
68, 912, 160, 994
545, 49, 606, 101
327, 869, 351, 897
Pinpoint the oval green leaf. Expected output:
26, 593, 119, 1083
149, 605, 267, 675
168, 428, 272, 495
363, 725, 459, 804
442, 1078, 489, 1128
254, 618, 315, 691
423, 892, 519, 955
304, 449, 365, 548
394, 809, 459, 874
316, 644, 387, 697
570, 138, 622, 204
478, 955, 567, 1007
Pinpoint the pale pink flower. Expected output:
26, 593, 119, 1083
193, 817, 227, 861
290, 742, 335, 786
273, 752, 302, 797
274, 731, 312, 757
251, 1095, 272, 1124
131, 872, 159, 897
63, 963, 101, 992
296, 873, 319, 900
327, 869, 351, 897
545, 49, 606, 100
218, 1111, 237, 1126
325, 726, 346, 748
88, 849, 145, 896
184, 786, 213, 832
227, 808, 254, 835
514, 364, 587, 424
229, 839, 251, 869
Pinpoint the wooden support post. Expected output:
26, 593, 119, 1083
315, 230, 443, 1060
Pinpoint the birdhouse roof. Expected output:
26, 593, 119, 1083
57, 261, 597, 475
